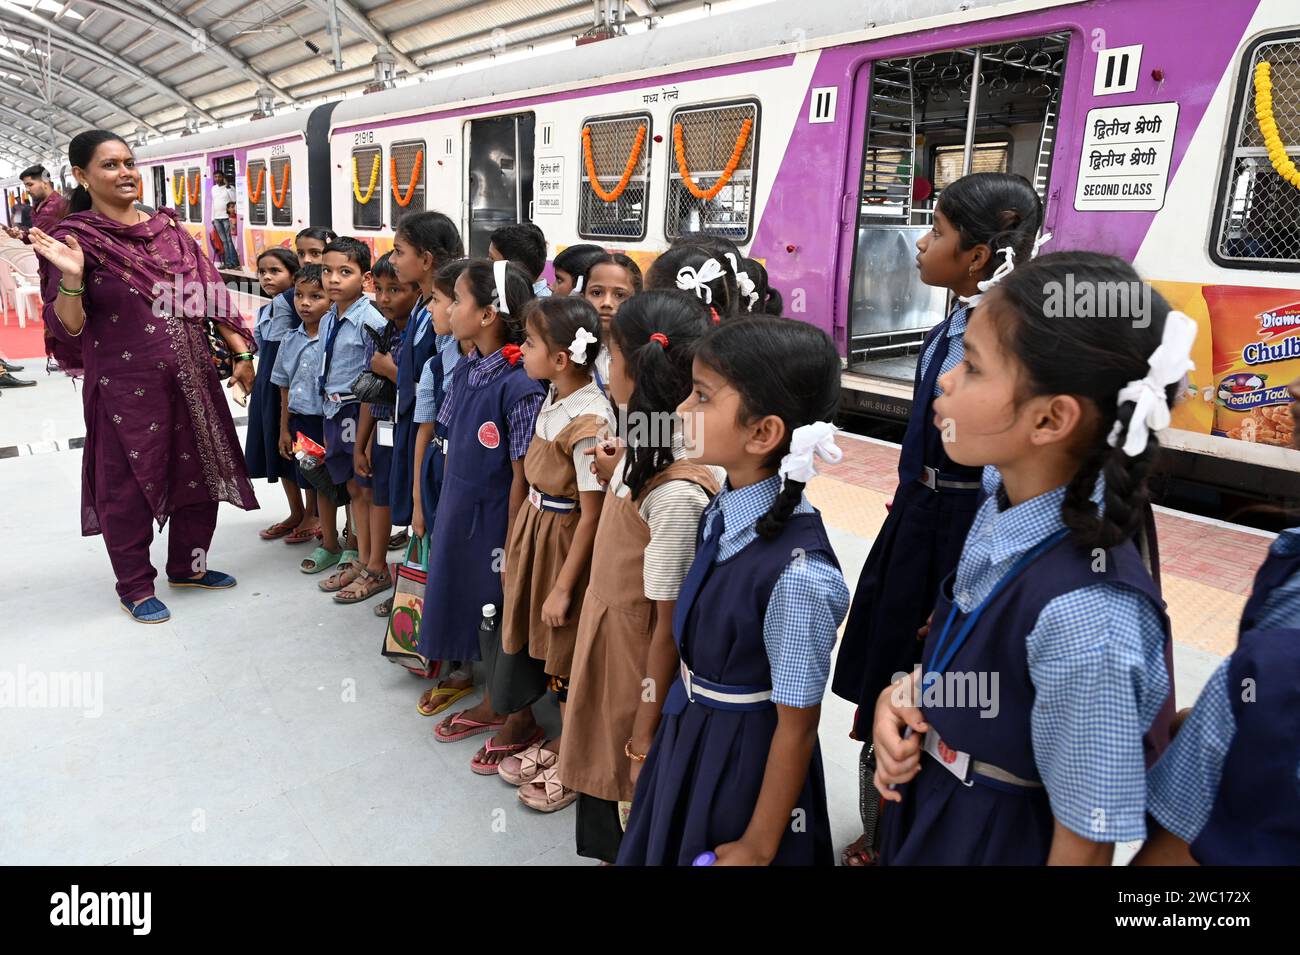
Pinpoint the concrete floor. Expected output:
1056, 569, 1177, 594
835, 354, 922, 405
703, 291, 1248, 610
0, 364, 1224, 865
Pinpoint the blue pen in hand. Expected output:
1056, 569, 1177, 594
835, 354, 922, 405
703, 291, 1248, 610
692, 851, 717, 866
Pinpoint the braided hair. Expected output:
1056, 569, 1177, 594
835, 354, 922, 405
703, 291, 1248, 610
458, 258, 534, 346
609, 290, 712, 497
988, 251, 1178, 549
695, 317, 841, 538
936, 172, 1043, 279
646, 244, 740, 319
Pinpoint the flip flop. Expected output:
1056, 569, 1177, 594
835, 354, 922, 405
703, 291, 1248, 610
284, 525, 319, 545
259, 520, 297, 541
374, 596, 393, 617
434, 710, 505, 743
518, 765, 578, 811
416, 685, 473, 717
317, 550, 360, 592
498, 742, 557, 786
333, 568, 392, 604
300, 546, 342, 574
471, 728, 545, 776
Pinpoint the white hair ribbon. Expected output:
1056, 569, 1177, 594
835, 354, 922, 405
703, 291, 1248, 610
571, 274, 584, 295
958, 247, 1016, 306
675, 258, 726, 305
724, 252, 759, 311
1031, 230, 1053, 258
1107, 310, 1197, 457
569, 326, 597, 365
779, 421, 843, 484
492, 258, 511, 315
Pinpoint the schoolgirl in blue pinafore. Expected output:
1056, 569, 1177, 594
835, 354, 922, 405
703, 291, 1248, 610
1145, 524, 1300, 864
411, 335, 458, 533
244, 287, 299, 481
389, 296, 437, 526
617, 476, 848, 866
417, 352, 544, 664
878, 481, 1173, 865
832, 302, 983, 740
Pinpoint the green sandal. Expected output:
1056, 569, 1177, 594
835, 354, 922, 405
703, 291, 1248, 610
318, 550, 360, 592
300, 546, 342, 574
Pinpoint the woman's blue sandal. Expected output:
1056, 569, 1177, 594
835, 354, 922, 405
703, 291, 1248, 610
121, 596, 171, 624
167, 569, 237, 589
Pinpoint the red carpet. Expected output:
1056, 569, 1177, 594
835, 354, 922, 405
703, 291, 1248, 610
0, 307, 48, 361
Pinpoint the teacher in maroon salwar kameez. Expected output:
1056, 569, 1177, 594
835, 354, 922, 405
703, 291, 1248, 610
30, 130, 260, 624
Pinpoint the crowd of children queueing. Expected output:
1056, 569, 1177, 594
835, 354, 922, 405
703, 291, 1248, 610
235, 172, 1299, 866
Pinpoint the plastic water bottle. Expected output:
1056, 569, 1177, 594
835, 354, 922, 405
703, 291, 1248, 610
479, 604, 498, 637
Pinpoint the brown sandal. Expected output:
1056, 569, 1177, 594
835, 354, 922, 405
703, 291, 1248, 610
333, 567, 392, 604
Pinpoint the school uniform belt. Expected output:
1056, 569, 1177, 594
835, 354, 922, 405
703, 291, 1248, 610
918, 466, 982, 492
922, 732, 1044, 790
679, 661, 773, 711
527, 486, 578, 512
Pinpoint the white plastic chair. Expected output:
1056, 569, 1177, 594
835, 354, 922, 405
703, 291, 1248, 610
13, 262, 40, 328
0, 258, 20, 326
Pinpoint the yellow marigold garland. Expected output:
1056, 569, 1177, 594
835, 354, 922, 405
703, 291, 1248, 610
248, 166, 266, 204
673, 117, 753, 201
171, 174, 185, 206
270, 162, 291, 210
353, 153, 380, 204
1255, 62, 1300, 190
582, 124, 646, 202
391, 149, 424, 207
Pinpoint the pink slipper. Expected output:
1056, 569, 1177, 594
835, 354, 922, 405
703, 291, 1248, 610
470, 728, 545, 776
518, 765, 578, 812
497, 741, 557, 786
433, 711, 506, 743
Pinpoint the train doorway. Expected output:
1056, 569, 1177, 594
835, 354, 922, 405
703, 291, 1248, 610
464, 112, 536, 257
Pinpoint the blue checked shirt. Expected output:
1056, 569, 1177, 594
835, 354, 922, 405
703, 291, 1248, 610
317, 295, 388, 419
413, 335, 460, 424
270, 323, 324, 416
699, 474, 850, 708
436, 345, 544, 461
954, 478, 1169, 843
1146, 526, 1300, 844
917, 303, 970, 398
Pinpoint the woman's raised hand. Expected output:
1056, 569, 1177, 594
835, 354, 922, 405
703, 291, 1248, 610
28, 228, 84, 282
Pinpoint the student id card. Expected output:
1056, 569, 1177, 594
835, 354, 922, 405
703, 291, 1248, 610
376, 420, 395, 447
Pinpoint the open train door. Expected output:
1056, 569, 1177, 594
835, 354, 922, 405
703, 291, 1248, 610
463, 112, 536, 257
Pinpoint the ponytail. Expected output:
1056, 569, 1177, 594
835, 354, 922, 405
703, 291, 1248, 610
69, 185, 92, 214
66, 129, 130, 216
756, 478, 806, 540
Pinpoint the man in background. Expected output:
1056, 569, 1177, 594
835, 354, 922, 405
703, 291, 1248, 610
3, 164, 71, 379
210, 170, 239, 269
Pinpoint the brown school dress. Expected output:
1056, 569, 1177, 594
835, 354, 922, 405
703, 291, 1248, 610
501, 413, 608, 677
560, 460, 721, 803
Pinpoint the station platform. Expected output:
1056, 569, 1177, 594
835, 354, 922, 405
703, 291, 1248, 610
0, 328, 1264, 865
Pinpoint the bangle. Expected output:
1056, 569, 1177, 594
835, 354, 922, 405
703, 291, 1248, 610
233, 352, 254, 361
58, 281, 85, 296
624, 739, 647, 763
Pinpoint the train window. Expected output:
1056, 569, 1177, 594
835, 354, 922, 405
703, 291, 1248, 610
579, 112, 651, 240
170, 168, 188, 221
665, 100, 759, 242
186, 166, 202, 222
247, 159, 268, 226
352, 145, 383, 231
269, 156, 292, 227
390, 139, 426, 229
1212, 32, 1300, 270
932, 142, 1009, 191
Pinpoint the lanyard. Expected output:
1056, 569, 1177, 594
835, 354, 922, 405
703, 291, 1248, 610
925, 528, 1070, 689
318, 309, 347, 394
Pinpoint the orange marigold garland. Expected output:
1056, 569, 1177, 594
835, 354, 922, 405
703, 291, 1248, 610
270, 162, 291, 209
248, 166, 266, 203
582, 124, 646, 202
673, 117, 753, 201
185, 171, 201, 206
391, 149, 424, 207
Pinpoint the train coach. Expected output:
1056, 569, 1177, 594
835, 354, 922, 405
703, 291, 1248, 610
141, 0, 1300, 499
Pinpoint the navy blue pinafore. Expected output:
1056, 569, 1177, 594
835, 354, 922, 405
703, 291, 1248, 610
878, 534, 1170, 865
414, 342, 459, 533
617, 511, 839, 866
833, 307, 983, 738
1191, 542, 1300, 865
244, 288, 300, 482
417, 356, 543, 663
389, 302, 438, 526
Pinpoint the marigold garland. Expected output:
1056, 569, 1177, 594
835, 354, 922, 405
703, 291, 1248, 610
673, 117, 753, 201
353, 153, 380, 204
1254, 61, 1300, 190
186, 171, 201, 206
248, 166, 266, 204
391, 149, 424, 207
171, 174, 185, 206
270, 162, 291, 209
582, 124, 646, 202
